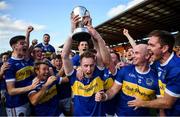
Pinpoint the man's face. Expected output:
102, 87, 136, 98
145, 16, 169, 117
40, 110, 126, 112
33, 48, 42, 60
54, 58, 62, 69
110, 53, 119, 64
14, 40, 27, 56
37, 64, 50, 80
127, 48, 134, 60
133, 46, 146, 65
43, 35, 50, 45
80, 57, 95, 78
147, 36, 162, 61
2, 55, 8, 63
78, 41, 89, 53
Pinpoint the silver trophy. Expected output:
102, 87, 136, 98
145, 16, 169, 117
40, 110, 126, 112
71, 6, 91, 41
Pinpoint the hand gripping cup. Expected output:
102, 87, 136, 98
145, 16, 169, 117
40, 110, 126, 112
71, 6, 91, 41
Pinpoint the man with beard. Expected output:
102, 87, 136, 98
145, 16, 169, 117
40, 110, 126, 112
128, 30, 180, 116
95, 44, 160, 116
4, 34, 39, 116
62, 25, 110, 116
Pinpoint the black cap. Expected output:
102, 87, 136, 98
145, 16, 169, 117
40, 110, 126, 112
9, 35, 25, 47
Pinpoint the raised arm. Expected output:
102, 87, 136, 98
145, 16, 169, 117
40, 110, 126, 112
25, 26, 34, 48
91, 38, 104, 68
87, 26, 110, 67
71, 14, 80, 33
28, 76, 56, 105
61, 36, 74, 75
123, 28, 136, 48
25, 26, 34, 59
87, 25, 117, 74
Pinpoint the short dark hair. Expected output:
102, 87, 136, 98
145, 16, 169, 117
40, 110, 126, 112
148, 30, 175, 53
89, 49, 97, 54
43, 33, 50, 37
34, 61, 49, 74
9, 35, 25, 47
80, 51, 95, 62
0, 52, 10, 58
1, 52, 9, 56
54, 54, 61, 60
78, 40, 89, 46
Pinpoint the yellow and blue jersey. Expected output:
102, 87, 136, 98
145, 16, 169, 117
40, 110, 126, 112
153, 53, 180, 116
36, 43, 55, 59
115, 65, 159, 116
5, 57, 34, 108
28, 77, 62, 116
67, 66, 105, 116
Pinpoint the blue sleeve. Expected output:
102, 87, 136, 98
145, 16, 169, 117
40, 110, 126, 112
165, 67, 180, 97
5, 64, 16, 82
115, 68, 125, 84
28, 82, 42, 95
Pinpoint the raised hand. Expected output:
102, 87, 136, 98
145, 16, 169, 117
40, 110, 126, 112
0, 62, 10, 75
71, 14, 81, 32
83, 16, 92, 26
123, 28, 129, 36
27, 26, 34, 33
45, 76, 57, 87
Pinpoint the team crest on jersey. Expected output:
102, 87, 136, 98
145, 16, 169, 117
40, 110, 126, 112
146, 78, 154, 86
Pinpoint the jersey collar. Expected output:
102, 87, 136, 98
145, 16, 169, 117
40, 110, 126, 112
135, 66, 150, 74
160, 52, 174, 67
11, 56, 24, 60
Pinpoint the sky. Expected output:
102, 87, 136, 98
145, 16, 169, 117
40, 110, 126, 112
0, 0, 145, 54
